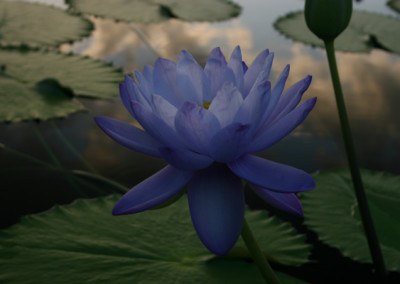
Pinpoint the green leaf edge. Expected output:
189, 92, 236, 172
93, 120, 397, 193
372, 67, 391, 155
273, 10, 400, 54
300, 169, 400, 271
0, 1, 94, 48
65, 0, 241, 23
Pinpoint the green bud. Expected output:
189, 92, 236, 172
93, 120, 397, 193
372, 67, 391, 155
305, 0, 353, 41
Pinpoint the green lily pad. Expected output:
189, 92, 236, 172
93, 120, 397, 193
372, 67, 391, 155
388, 0, 400, 14
0, 1, 92, 47
66, 0, 241, 23
274, 10, 400, 54
0, 49, 122, 122
0, 195, 309, 283
236, 210, 311, 266
301, 170, 400, 271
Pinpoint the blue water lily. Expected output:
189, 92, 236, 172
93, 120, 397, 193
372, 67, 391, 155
95, 46, 316, 255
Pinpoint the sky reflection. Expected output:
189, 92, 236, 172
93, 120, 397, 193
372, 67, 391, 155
61, 0, 400, 176
0, 0, 399, 230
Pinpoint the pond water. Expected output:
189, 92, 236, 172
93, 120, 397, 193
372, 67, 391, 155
1, 0, 400, 283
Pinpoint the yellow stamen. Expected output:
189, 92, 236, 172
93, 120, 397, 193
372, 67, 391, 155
202, 100, 211, 109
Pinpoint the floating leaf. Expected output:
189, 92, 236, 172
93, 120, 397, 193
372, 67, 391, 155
0, 1, 92, 47
274, 10, 400, 54
0, 195, 309, 283
0, 49, 122, 122
388, 0, 400, 14
66, 0, 241, 23
301, 170, 400, 272
236, 210, 311, 266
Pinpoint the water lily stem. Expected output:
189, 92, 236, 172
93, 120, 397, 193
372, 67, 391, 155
241, 218, 281, 284
324, 39, 386, 279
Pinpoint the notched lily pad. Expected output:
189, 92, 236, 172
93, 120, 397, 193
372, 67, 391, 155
66, 0, 241, 23
388, 0, 400, 14
0, 1, 93, 47
301, 169, 400, 272
0, 49, 122, 122
237, 210, 311, 266
274, 10, 400, 54
0, 195, 309, 283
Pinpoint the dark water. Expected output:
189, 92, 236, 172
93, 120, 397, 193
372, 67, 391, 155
0, 0, 400, 282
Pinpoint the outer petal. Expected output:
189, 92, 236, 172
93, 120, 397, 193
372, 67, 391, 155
228, 155, 315, 192
227, 46, 244, 92
177, 50, 207, 104
243, 51, 273, 97
119, 82, 135, 117
188, 164, 245, 255
152, 94, 178, 129
113, 166, 193, 215
132, 102, 184, 148
209, 123, 251, 163
94, 116, 162, 158
159, 147, 214, 171
135, 69, 154, 98
204, 47, 228, 100
264, 75, 312, 127
175, 102, 221, 154
249, 97, 317, 153
250, 184, 303, 216
153, 58, 181, 107
258, 64, 290, 124
208, 82, 243, 128
125, 75, 151, 109
234, 70, 271, 129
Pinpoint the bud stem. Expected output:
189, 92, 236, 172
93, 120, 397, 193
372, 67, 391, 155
241, 218, 281, 284
323, 39, 387, 280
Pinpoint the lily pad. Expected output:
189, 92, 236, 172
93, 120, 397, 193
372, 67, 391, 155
0, 195, 309, 283
66, 0, 241, 23
301, 170, 400, 272
274, 10, 400, 54
0, 49, 122, 122
0, 1, 93, 47
236, 210, 311, 266
388, 0, 400, 14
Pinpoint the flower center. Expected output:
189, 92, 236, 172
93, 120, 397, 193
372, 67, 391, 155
201, 100, 211, 110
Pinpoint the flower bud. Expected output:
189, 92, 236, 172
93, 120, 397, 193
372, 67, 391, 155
305, 0, 352, 41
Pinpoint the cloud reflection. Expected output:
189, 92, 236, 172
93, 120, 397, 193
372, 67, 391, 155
284, 44, 400, 172
62, 17, 254, 72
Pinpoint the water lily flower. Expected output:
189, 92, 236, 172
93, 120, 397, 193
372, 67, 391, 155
95, 46, 316, 255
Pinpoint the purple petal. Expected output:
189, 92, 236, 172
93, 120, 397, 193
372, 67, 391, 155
134, 70, 154, 98
113, 166, 193, 215
258, 64, 290, 124
243, 50, 272, 97
151, 94, 178, 129
175, 102, 221, 154
250, 184, 303, 216
228, 155, 315, 192
188, 164, 245, 255
204, 47, 228, 100
249, 97, 317, 153
159, 147, 214, 171
265, 75, 312, 127
242, 61, 248, 74
227, 46, 244, 92
125, 75, 151, 109
209, 123, 251, 162
94, 116, 162, 157
153, 58, 181, 107
132, 102, 184, 148
208, 82, 243, 128
119, 82, 135, 117
177, 50, 207, 104
234, 70, 271, 129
